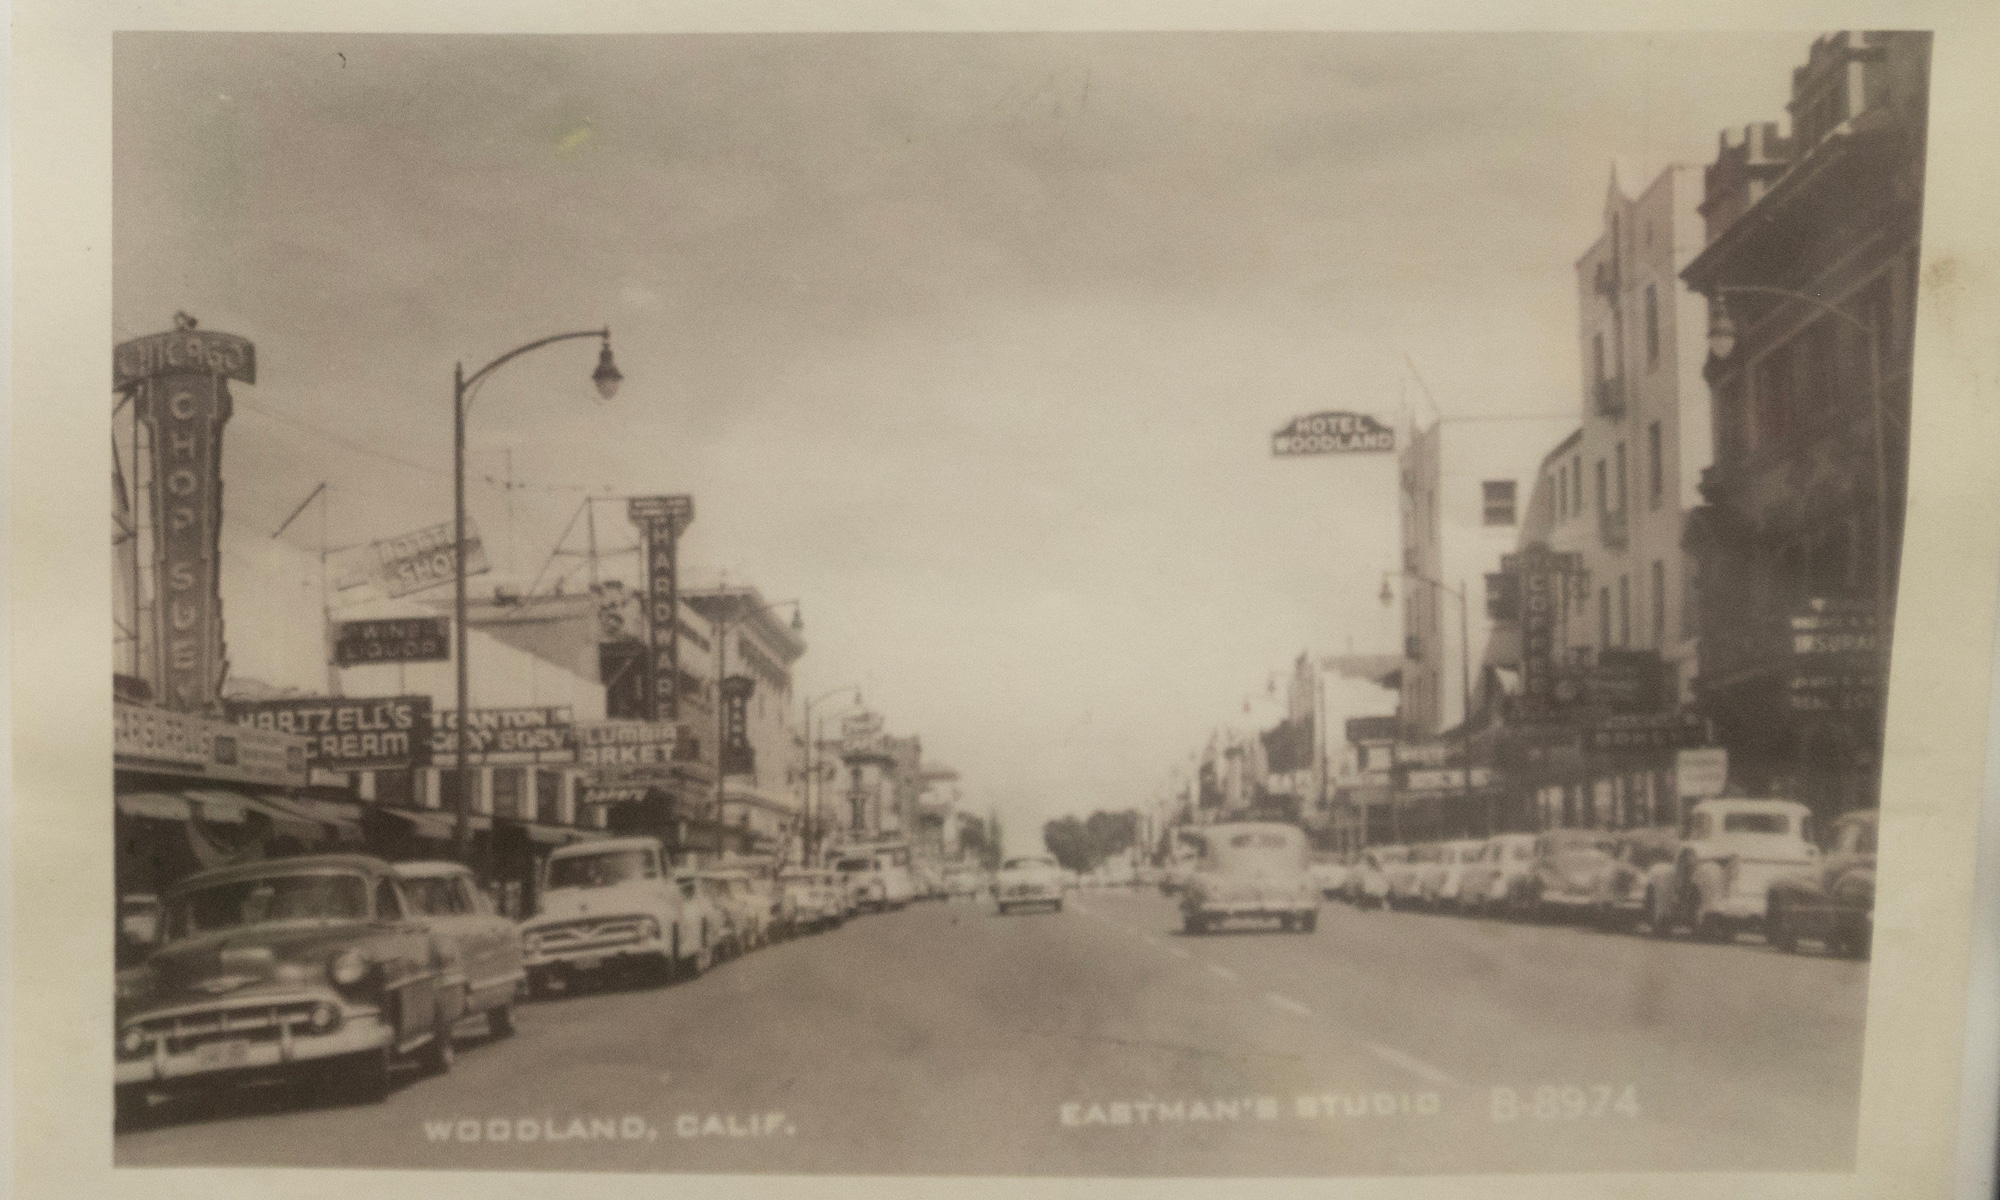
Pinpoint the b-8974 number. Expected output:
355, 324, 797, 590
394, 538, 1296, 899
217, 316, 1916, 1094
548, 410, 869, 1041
1490, 1084, 1639, 1123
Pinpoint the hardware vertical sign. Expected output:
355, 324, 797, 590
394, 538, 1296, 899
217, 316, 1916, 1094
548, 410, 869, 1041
629, 496, 695, 723
116, 320, 256, 712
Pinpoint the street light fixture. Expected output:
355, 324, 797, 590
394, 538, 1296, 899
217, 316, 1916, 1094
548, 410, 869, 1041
451, 327, 619, 867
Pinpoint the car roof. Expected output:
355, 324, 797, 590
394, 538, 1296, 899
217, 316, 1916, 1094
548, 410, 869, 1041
1693, 798, 1811, 815
390, 860, 474, 878
1206, 821, 1302, 836
170, 853, 390, 892
1835, 809, 1879, 826
551, 836, 660, 858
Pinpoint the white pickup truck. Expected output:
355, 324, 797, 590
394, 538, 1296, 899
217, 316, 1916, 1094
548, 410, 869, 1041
521, 837, 714, 994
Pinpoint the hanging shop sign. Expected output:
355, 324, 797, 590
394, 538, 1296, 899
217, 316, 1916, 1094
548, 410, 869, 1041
1401, 766, 1494, 792
720, 675, 756, 776
1499, 546, 1586, 716
1588, 649, 1668, 714
1675, 747, 1729, 800
574, 719, 680, 770
119, 319, 252, 713
1271, 411, 1395, 456
340, 520, 493, 599
225, 695, 433, 771
431, 705, 577, 765
628, 496, 694, 723
1585, 711, 1708, 756
332, 617, 452, 666
1788, 597, 1885, 714
116, 700, 309, 787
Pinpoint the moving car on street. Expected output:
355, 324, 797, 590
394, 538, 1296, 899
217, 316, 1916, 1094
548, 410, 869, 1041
391, 861, 522, 1038
1515, 829, 1621, 921
994, 855, 1065, 914
1765, 808, 1876, 957
522, 838, 710, 996
1646, 798, 1819, 943
1180, 821, 1320, 935
116, 854, 460, 1125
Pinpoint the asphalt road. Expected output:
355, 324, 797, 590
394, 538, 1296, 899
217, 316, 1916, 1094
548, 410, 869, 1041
114, 888, 1869, 1175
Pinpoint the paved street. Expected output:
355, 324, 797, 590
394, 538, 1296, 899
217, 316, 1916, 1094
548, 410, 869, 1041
115, 889, 1867, 1176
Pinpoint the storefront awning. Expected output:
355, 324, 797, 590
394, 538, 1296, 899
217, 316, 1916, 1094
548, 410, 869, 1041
254, 793, 367, 847
183, 789, 326, 844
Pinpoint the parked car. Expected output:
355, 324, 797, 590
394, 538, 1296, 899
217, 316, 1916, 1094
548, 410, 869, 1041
1385, 843, 1438, 910
1180, 822, 1320, 934
1308, 856, 1351, 900
116, 854, 459, 1124
706, 870, 773, 952
1457, 833, 1535, 914
1765, 808, 1876, 957
1347, 846, 1403, 909
522, 838, 712, 996
878, 856, 917, 909
1589, 829, 1683, 932
945, 868, 986, 899
1424, 839, 1488, 910
1514, 829, 1622, 920
777, 868, 845, 935
1646, 798, 1819, 942
1133, 864, 1164, 889
391, 861, 523, 1037
834, 854, 889, 913
994, 855, 1065, 914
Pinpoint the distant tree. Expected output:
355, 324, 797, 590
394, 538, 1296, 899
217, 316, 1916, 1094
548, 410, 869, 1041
1043, 809, 1144, 873
1041, 816, 1095, 873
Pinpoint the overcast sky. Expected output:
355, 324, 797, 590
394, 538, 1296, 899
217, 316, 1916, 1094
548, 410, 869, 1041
115, 31, 1808, 841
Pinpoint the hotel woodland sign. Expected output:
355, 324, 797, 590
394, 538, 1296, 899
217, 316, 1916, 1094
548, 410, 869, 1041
116, 320, 254, 712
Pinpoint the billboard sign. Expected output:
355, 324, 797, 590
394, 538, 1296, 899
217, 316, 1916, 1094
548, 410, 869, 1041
332, 617, 452, 666
1787, 598, 1884, 714
627, 494, 694, 533
349, 520, 492, 599
574, 719, 680, 770
116, 701, 309, 787
226, 695, 434, 771
431, 705, 577, 765
1271, 411, 1395, 456
1676, 747, 1729, 800
720, 675, 756, 776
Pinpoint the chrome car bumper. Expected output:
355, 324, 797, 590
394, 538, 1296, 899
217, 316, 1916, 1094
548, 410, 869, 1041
116, 1006, 390, 1086
523, 927, 667, 969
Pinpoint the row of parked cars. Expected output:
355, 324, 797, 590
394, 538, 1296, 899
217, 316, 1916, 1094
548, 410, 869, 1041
113, 836, 923, 1126
1307, 798, 1877, 956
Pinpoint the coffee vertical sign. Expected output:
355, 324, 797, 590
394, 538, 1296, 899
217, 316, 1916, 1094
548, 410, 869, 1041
115, 316, 255, 713
628, 495, 695, 723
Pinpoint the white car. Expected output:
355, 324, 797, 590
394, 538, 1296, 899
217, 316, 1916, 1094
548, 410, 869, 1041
522, 837, 712, 994
1459, 833, 1537, 913
1646, 798, 1819, 942
1426, 839, 1489, 910
993, 855, 1065, 914
1308, 857, 1351, 899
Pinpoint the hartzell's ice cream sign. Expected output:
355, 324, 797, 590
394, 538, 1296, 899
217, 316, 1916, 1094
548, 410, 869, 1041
1271, 411, 1395, 456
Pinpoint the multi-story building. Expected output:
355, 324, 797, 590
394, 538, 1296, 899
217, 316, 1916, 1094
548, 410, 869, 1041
683, 586, 809, 856
1682, 31, 1930, 824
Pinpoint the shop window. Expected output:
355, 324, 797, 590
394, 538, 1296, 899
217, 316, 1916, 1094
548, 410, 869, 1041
536, 769, 562, 825
1644, 284, 1660, 368
1482, 480, 1517, 527
1647, 422, 1663, 507
1651, 560, 1667, 648
492, 768, 525, 819
1618, 575, 1631, 647
374, 768, 416, 809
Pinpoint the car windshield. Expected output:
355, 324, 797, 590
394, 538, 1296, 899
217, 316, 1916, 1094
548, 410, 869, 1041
1210, 830, 1305, 870
548, 849, 657, 889
398, 875, 466, 916
168, 870, 371, 939
1721, 812, 1792, 835
1003, 857, 1056, 871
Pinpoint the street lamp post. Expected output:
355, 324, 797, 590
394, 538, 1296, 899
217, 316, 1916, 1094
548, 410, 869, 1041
1382, 570, 1481, 837
803, 685, 864, 865
451, 328, 621, 867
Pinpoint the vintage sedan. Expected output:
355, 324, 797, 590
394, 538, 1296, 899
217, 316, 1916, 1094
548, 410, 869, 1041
1180, 822, 1319, 934
391, 861, 523, 1037
1589, 829, 1683, 932
1512, 829, 1621, 920
1646, 798, 1819, 942
1765, 808, 1876, 957
1457, 834, 1535, 914
1346, 845, 1404, 909
777, 869, 846, 934
1385, 843, 1438, 910
521, 838, 712, 995
994, 855, 1065, 914
116, 854, 458, 1124
1308, 855, 1350, 900
703, 870, 772, 953
1423, 839, 1488, 910
835, 853, 890, 913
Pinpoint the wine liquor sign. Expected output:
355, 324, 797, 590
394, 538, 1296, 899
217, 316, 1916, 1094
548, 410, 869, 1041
115, 318, 256, 712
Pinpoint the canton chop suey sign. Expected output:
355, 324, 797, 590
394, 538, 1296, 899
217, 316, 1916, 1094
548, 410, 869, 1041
1271, 412, 1395, 456
116, 320, 257, 712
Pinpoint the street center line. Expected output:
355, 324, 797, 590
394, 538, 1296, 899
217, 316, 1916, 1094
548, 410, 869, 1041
1366, 1043, 1463, 1089
1265, 992, 1312, 1017
1205, 963, 1238, 982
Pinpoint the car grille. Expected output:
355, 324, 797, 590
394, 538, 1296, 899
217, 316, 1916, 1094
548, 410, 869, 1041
532, 917, 646, 953
130, 999, 323, 1054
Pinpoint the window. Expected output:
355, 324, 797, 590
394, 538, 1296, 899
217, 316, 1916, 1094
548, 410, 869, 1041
535, 769, 562, 825
491, 767, 524, 819
1592, 332, 1607, 384
374, 878, 405, 921
375, 768, 416, 808
1556, 466, 1568, 519
1595, 459, 1608, 515
1599, 587, 1612, 650
1618, 575, 1631, 647
1644, 284, 1661, 367
1614, 442, 1628, 513
1482, 480, 1517, 526
1651, 560, 1667, 648
1647, 422, 1664, 507
1571, 454, 1583, 514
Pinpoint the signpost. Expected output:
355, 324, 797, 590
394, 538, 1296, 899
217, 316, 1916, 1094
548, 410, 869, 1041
117, 317, 252, 712
332, 617, 452, 666
1271, 411, 1396, 456
629, 496, 695, 723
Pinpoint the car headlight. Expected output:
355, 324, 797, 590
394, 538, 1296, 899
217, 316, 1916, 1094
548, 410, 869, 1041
640, 917, 661, 940
309, 1002, 339, 1031
120, 1026, 147, 1056
329, 948, 368, 987
523, 931, 541, 953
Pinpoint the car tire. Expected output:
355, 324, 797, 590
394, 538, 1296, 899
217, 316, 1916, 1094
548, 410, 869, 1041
419, 1018, 455, 1076
1840, 921, 1873, 960
1647, 889, 1675, 938
1183, 912, 1207, 936
1279, 915, 1296, 932
336, 1047, 393, 1104
525, 967, 554, 999
488, 1000, 515, 1038
1696, 911, 1734, 943
1767, 897, 1800, 954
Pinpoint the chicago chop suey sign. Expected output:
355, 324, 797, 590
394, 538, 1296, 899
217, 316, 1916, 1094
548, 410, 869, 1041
115, 318, 256, 712
1271, 411, 1395, 456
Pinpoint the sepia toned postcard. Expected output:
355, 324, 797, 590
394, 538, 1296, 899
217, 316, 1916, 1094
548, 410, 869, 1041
11, 2, 2000, 1199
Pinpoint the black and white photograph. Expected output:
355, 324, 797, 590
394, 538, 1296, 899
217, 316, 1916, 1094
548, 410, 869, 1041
10, 10, 1997, 1193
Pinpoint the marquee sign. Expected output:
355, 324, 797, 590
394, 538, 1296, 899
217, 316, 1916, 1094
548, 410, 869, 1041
118, 318, 252, 713
1271, 411, 1395, 456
